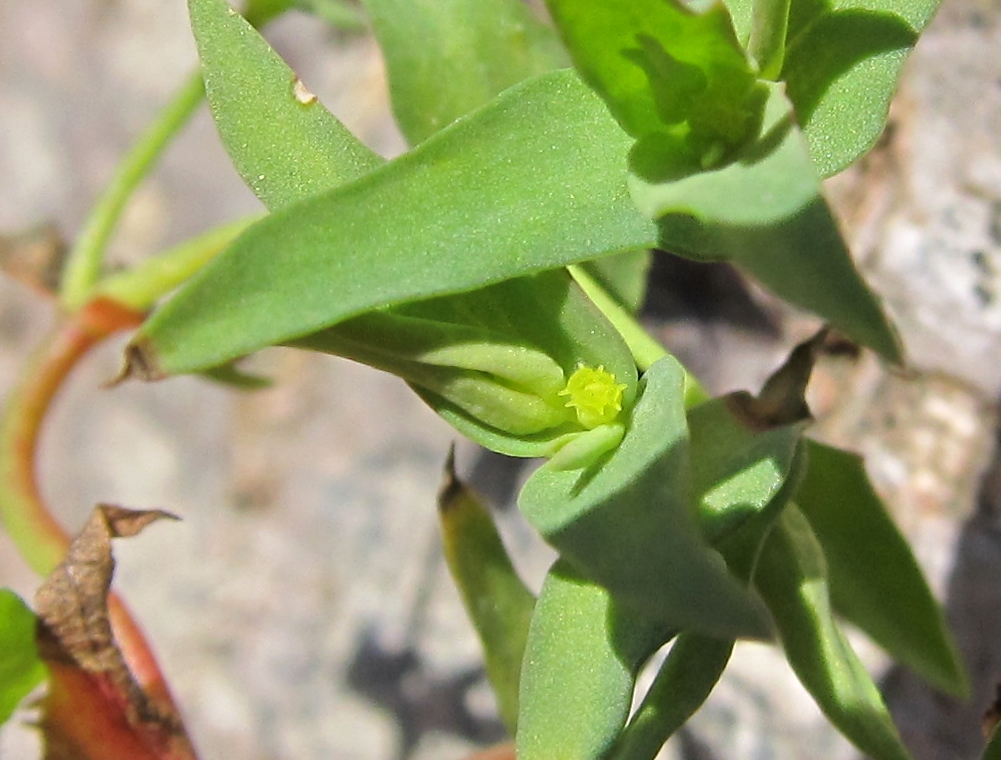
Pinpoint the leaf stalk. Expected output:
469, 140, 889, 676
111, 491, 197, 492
59, 71, 206, 310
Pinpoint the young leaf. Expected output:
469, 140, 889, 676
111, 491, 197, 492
797, 440, 968, 697
518, 356, 769, 639
126, 69, 656, 378
0, 589, 45, 726
516, 560, 669, 760
437, 452, 536, 734
360, 0, 566, 144
754, 505, 914, 760
628, 84, 815, 226
780, 0, 940, 177
545, 0, 766, 173
188, 0, 383, 211
630, 84, 901, 364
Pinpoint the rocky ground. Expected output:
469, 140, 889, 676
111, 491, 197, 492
1, 1, 1000, 759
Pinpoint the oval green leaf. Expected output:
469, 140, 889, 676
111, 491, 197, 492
797, 440, 968, 696
628, 84, 815, 226
780, 0, 940, 177
129, 69, 656, 378
516, 560, 669, 760
188, 0, 383, 211
754, 505, 914, 760
361, 0, 566, 144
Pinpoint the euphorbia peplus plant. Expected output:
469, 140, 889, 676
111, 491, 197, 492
3, 0, 997, 758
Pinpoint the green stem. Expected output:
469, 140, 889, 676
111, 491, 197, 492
568, 265, 709, 406
59, 71, 206, 310
0, 299, 196, 730
96, 216, 260, 311
0, 302, 145, 574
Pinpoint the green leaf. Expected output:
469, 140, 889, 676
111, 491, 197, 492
718, 0, 938, 177
611, 634, 734, 760
688, 395, 806, 544
131, 62, 896, 376
0, 589, 45, 726
241, 0, 294, 25
659, 198, 902, 363
516, 560, 669, 760
754, 506, 914, 760
518, 356, 768, 639
128, 69, 656, 378
188, 0, 383, 211
437, 453, 536, 734
721, 0, 755, 41
545, 0, 765, 171
797, 440, 968, 696
780, 0, 939, 177
295, 0, 368, 31
629, 84, 815, 226
606, 432, 807, 759
360, 0, 566, 144
629, 83, 900, 363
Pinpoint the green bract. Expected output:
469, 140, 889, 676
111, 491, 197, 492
545, 0, 767, 177
520, 356, 769, 638
296, 269, 638, 465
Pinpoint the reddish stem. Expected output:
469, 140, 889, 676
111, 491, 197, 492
0, 296, 194, 744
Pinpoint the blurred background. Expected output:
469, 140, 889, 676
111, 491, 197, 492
1, 1, 1000, 758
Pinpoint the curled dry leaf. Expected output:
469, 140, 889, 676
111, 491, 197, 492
0, 223, 67, 296
34, 504, 197, 760
724, 327, 835, 431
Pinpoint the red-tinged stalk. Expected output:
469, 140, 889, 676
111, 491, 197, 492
0, 296, 191, 731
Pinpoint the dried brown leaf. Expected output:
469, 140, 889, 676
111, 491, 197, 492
725, 327, 831, 431
0, 223, 66, 295
34, 504, 197, 760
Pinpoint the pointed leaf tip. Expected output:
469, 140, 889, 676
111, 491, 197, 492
437, 444, 464, 513
118, 339, 167, 383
